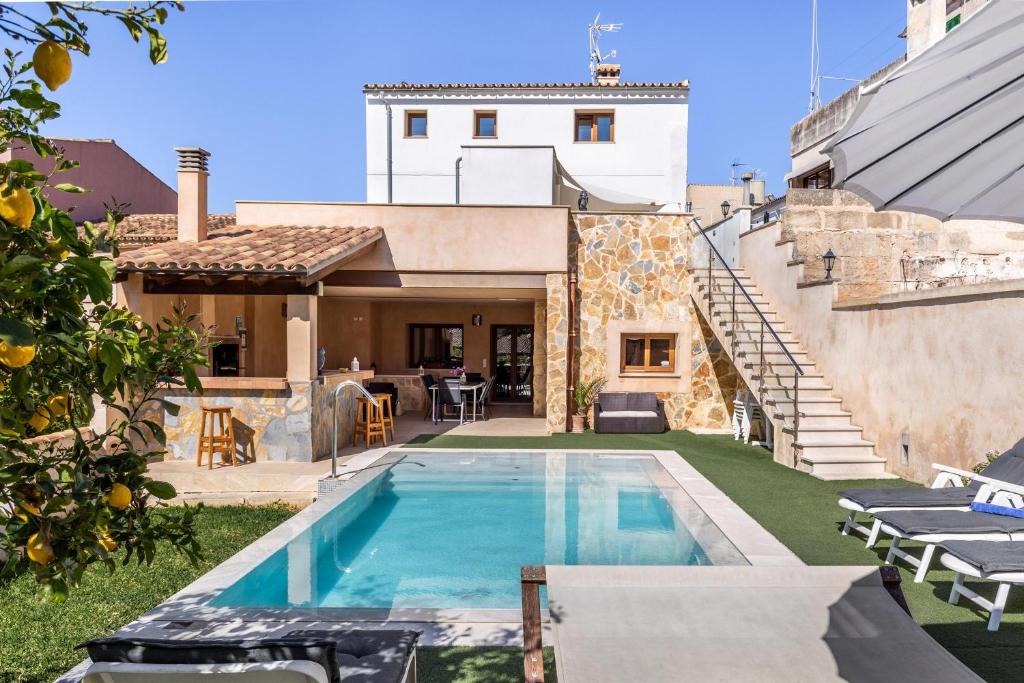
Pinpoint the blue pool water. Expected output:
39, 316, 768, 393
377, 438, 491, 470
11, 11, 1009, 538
212, 452, 718, 610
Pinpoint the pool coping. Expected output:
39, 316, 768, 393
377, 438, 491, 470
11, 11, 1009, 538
119, 448, 802, 638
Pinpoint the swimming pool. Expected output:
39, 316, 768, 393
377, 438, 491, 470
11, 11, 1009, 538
210, 451, 747, 611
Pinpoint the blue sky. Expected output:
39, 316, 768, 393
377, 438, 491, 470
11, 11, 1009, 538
35, 0, 907, 212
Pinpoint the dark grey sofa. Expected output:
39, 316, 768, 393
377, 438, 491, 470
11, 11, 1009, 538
593, 392, 666, 434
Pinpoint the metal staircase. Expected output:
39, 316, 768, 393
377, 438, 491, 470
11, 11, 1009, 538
691, 232, 892, 480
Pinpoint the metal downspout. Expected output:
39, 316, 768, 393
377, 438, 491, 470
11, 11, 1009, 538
566, 216, 577, 431
379, 95, 393, 203
455, 156, 462, 204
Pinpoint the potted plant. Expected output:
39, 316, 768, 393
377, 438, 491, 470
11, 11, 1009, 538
572, 378, 606, 433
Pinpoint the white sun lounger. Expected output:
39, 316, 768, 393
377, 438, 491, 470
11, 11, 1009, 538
872, 478, 1024, 583
939, 540, 1024, 631
839, 438, 1024, 547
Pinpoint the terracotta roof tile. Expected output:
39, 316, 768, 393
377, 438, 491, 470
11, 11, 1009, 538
117, 225, 383, 281
363, 81, 689, 91
96, 213, 237, 244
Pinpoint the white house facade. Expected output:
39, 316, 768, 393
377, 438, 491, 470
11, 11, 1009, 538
364, 74, 689, 211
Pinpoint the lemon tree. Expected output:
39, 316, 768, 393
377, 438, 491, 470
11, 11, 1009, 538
0, 2, 213, 601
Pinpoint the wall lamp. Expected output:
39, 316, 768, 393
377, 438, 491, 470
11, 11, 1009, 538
824, 248, 837, 280
720, 200, 731, 217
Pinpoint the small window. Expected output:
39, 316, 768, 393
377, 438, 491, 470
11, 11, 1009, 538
405, 111, 427, 138
800, 164, 832, 190
409, 324, 463, 368
621, 333, 676, 373
575, 111, 614, 142
474, 111, 497, 137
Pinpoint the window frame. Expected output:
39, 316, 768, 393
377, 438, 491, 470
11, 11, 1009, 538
408, 323, 464, 369
574, 110, 615, 143
619, 333, 676, 374
473, 110, 498, 138
404, 110, 428, 138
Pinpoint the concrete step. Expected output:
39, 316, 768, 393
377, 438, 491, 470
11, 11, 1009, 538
794, 441, 877, 458
787, 425, 865, 445
753, 372, 828, 388
780, 412, 855, 429
796, 452, 896, 480
760, 384, 836, 402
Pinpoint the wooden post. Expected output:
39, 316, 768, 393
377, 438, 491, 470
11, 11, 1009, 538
521, 565, 547, 683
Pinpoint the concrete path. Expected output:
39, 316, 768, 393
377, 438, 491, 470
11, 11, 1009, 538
544, 565, 981, 683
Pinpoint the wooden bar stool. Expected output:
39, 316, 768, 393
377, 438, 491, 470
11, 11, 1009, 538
374, 393, 397, 441
353, 396, 388, 448
197, 406, 237, 468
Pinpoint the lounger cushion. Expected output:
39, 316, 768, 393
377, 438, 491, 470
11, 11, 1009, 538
82, 637, 341, 683
978, 437, 1024, 486
288, 629, 418, 683
839, 486, 977, 510
941, 540, 1024, 574
875, 509, 1024, 535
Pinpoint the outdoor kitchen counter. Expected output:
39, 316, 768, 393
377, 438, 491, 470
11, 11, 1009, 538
154, 370, 376, 463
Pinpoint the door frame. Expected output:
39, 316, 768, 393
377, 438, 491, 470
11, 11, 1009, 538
489, 324, 535, 403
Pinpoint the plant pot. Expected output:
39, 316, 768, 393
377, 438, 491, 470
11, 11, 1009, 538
571, 414, 586, 433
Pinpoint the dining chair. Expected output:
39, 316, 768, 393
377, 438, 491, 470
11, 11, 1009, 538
437, 377, 466, 424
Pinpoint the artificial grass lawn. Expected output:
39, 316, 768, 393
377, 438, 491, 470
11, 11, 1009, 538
408, 429, 1024, 683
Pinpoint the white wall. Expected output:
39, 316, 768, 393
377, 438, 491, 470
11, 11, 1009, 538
460, 146, 556, 206
364, 87, 688, 207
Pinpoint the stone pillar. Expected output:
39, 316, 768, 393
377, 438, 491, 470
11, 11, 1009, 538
545, 274, 569, 433
286, 294, 318, 381
533, 298, 547, 417
196, 295, 216, 377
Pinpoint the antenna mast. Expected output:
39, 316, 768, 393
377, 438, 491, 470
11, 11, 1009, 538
588, 13, 622, 84
807, 0, 821, 112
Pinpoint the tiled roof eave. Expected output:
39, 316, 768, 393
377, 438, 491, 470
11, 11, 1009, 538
363, 81, 689, 92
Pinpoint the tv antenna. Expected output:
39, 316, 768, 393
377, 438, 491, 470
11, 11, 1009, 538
730, 161, 762, 185
589, 13, 622, 84
807, 0, 821, 112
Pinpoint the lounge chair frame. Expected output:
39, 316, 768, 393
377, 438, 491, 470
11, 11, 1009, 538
940, 552, 1024, 631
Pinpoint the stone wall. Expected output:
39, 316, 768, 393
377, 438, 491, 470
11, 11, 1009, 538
545, 274, 569, 433
533, 299, 547, 417
571, 213, 734, 431
782, 189, 1024, 301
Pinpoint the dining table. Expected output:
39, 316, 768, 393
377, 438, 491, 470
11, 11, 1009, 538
428, 380, 486, 424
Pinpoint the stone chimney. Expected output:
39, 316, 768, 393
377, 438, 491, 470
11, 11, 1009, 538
596, 63, 621, 86
741, 172, 754, 207
175, 147, 210, 242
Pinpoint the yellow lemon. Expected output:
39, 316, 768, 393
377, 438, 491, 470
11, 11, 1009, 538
0, 427, 18, 438
15, 500, 41, 521
32, 40, 71, 91
98, 532, 118, 552
46, 393, 69, 417
0, 341, 36, 368
26, 532, 54, 565
107, 483, 131, 510
46, 240, 70, 260
0, 184, 34, 229
27, 407, 49, 433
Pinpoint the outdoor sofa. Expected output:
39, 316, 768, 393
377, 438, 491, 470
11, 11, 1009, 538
593, 392, 666, 434
80, 629, 419, 683
837, 438, 1024, 547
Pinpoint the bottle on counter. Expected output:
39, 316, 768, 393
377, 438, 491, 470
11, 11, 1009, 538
351, 356, 360, 372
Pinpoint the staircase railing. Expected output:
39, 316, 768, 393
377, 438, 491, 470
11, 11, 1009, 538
692, 218, 804, 448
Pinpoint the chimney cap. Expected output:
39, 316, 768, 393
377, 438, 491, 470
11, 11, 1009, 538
740, 171, 754, 181
175, 147, 211, 173
596, 63, 622, 86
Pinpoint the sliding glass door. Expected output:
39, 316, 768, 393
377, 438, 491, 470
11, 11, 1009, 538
491, 325, 534, 402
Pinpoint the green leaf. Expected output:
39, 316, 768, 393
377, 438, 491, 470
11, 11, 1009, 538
146, 27, 168, 64
143, 480, 176, 500
68, 256, 113, 303
158, 398, 180, 417
1, 254, 43, 276
0, 317, 35, 346
53, 182, 88, 194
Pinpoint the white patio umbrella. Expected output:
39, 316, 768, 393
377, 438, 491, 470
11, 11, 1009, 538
824, 0, 1024, 222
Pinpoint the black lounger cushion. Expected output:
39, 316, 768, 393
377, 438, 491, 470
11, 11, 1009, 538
941, 540, 1024, 574
839, 486, 977, 510
288, 629, 419, 683
82, 636, 341, 683
875, 509, 1024, 535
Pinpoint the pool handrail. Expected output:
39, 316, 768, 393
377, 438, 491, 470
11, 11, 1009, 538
331, 380, 380, 479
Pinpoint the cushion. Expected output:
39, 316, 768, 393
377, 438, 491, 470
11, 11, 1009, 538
626, 393, 659, 411
971, 502, 1024, 518
599, 410, 659, 419
839, 486, 977, 510
978, 438, 1024, 486
289, 629, 419, 683
598, 393, 628, 411
81, 637, 340, 683
941, 540, 1024, 574
875, 509, 1024, 535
